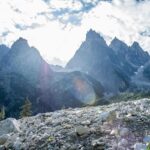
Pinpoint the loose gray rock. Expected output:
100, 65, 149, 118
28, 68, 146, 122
119, 128, 129, 137
99, 112, 110, 121
143, 135, 150, 143
13, 138, 22, 150
91, 139, 105, 149
133, 143, 147, 150
0, 118, 20, 135
0, 99, 149, 150
110, 128, 119, 136
81, 120, 91, 125
0, 134, 9, 145
0, 145, 5, 150
118, 139, 128, 147
75, 126, 89, 136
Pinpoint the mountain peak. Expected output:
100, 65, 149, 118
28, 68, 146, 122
86, 29, 106, 44
110, 37, 128, 53
111, 37, 128, 46
11, 37, 29, 50
130, 41, 145, 53
131, 41, 141, 49
86, 29, 99, 39
128, 41, 150, 66
111, 37, 122, 43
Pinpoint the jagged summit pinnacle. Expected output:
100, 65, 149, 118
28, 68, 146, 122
9, 37, 41, 56
130, 41, 148, 54
110, 36, 129, 53
131, 41, 141, 49
111, 37, 123, 44
11, 37, 29, 50
86, 29, 100, 39
86, 29, 106, 44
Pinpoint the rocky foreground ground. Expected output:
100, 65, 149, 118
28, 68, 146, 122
0, 99, 150, 150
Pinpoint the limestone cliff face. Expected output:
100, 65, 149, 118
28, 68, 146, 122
0, 99, 149, 150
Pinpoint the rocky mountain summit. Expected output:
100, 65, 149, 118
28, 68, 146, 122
66, 29, 150, 93
0, 98, 149, 150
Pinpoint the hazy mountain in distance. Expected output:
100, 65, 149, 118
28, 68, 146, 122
50, 64, 64, 72
49, 57, 66, 67
48, 58, 66, 71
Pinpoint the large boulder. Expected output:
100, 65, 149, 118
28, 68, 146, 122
0, 118, 20, 135
0, 134, 10, 145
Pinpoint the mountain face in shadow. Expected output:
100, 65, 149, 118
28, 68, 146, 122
0, 37, 104, 118
128, 42, 150, 67
0, 38, 53, 86
0, 45, 10, 62
110, 37, 136, 75
66, 29, 150, 93
110, 38, 150, 68
142, 62, 150, 82
51, 71, 104, 109
66, 30, 129, 93
110, 37, 150, 91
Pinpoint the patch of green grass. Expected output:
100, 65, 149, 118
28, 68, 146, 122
147, 143, 150, 150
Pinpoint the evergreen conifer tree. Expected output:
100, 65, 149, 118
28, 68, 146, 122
20, 98, 32, 118
0, 105, 5, 120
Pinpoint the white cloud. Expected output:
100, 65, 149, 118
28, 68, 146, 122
50, 0, 82, 11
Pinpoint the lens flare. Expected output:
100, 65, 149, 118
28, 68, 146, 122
72, 77, 96, 105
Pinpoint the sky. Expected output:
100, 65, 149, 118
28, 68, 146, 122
0, 0, 150, 66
